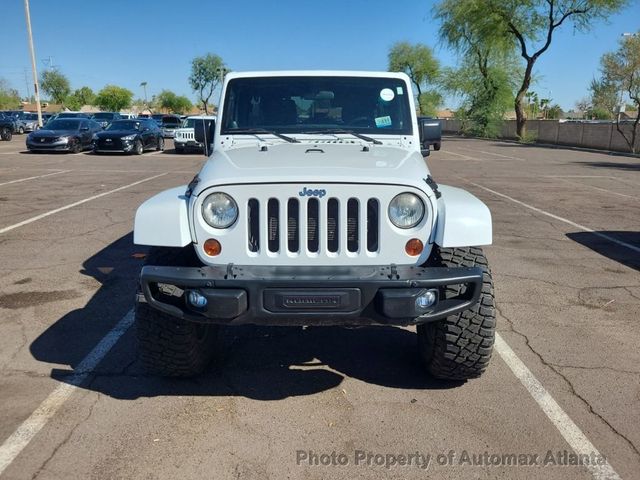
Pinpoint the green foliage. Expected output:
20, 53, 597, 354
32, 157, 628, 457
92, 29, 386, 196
74, 86, 95, 106
40, 69, 71, 105
388, 42, 441, 114
434, 0, 629, 138
0, 79, 21, 109
588, 78, 617, 119
546, 104, 563, 119
156, 90, 193, 114
94, 85, 133, 112
189, 53, 226, 114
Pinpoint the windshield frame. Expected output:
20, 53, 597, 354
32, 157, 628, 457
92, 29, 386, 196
220, 75, 414, 137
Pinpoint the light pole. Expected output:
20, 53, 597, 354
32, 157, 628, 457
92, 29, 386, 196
23, 0, 43, 127
140, 81, 148, 107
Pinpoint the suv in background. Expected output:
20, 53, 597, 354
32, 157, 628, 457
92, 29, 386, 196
174, 115, 216, 153
158, 114, 182, 138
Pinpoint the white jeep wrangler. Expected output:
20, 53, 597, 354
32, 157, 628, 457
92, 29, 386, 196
174, 115, 216, 153
134, 71, 495, 380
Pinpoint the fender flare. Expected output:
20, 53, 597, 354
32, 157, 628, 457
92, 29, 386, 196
134, 186, 192, 247
434, 184, 492, 248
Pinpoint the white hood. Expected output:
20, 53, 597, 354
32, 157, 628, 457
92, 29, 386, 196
192, 141, 432, 196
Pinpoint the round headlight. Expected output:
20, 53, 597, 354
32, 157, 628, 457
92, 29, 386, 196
388, 193, 425, 229
202, 192, 238, 228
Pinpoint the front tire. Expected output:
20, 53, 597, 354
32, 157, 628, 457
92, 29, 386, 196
18, 126, 24, 134
434, 142, 441, 151
0, 127, 12, 141
156, 136, 164, 151
134, 139, 143, 155
136, 247, 218, 377
417, 247, 495, 380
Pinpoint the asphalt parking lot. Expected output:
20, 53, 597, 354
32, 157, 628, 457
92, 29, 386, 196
0, 134, 638, 479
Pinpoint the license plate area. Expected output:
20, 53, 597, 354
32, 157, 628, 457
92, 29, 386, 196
263, 288, 361, 313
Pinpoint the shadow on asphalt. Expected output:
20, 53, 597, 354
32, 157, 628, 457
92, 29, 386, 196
572, 161, 640, 171
567, 231, 640, 271
30, 233, 462, 401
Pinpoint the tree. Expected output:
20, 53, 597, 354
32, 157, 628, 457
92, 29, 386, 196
0, 79, 21, 109
156, 90, 193, 114
94, 85, 133, 112
64, 86, 96, 111
189, 53, 226, 114
388, 42, 441, 115
596, 32, 640, 153
40, 69, 71, 105
436, 2, 518, 136
433, 0, 628, 139
588, 78, 617, 119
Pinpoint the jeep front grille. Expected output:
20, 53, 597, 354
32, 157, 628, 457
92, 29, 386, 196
247, 196, 379, 255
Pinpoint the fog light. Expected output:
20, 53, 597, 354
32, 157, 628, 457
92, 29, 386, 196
415, 290, 437, 310
188, 290, 207, 308
203, 238, 222, 256
405, 238, 424, 256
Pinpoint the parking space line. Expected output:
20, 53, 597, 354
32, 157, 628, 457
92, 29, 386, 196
466, 180, 640, 254
457, 147, 526, 161
439, 150, 478, 160
550, 177, 640, 201
0, 173, 167, 235
0, 310, 134, 475
0, 170, 71, 187
495, 334, 621, 480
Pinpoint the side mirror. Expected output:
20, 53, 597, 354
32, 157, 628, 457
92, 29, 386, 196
194, 119, 216, 156
418, 117, 441, 157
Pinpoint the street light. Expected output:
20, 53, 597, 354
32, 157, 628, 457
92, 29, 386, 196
140, 81, 148, 106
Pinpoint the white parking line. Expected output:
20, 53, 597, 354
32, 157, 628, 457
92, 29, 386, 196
0, 173, 167, 235
0, 170, 71, 187
457, 146, 526, 161
439, 150, 478, 160
495, 334, 620, 479
551, 177, 640, 201
0, 310, 134, 475
466, 180, 640, 254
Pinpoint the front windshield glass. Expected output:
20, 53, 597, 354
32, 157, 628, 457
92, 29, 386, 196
92, 113, 113, 120
107, 120, 141, 131
45, 120, 81, 130
221, 76, 413, 135
182, 118, 196, 128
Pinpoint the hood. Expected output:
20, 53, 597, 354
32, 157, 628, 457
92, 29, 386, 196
192, 142, 431, 196
97, 130, 138, 138
31, 129, 78, 137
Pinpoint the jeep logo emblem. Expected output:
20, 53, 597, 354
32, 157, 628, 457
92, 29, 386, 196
298, 187, 326, 198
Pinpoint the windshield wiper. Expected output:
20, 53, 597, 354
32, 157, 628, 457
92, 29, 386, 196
226, 128, 299, 143
305, 129, 382, 145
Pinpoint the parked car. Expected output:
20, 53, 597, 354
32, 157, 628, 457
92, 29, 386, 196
15, 112, 40, 133
90, 112, 122, 129
53, 112, 92, 120
160, 115, 182, 138
0, 113, 16, 141
26, 118, 102, 152
174, 115, 216, 153
93, 118, 164, 154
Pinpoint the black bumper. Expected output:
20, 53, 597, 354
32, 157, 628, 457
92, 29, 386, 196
139, 264, 483, 326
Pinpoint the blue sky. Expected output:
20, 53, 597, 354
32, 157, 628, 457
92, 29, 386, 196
1, 0, 638, 110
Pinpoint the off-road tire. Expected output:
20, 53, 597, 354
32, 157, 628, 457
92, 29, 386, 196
136, 246, 219, 377
174, 144, 184, 154
417, 247, 495, 380
434, 142, 441, 151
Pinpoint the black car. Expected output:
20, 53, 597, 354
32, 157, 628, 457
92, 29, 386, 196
93, 119, 164, 154
90, 112, 122, 129
0, 113, 16, 141
26, 118, 102, 152
53, 112, 92, 120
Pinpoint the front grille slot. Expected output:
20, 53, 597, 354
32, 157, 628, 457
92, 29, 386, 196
347, 199, 359, 252
327, 198, 339, 253
367, 199, 379, 252
287, 198, 299, 252
307, 198, 319, 253
248, 198, 260, 252
267, 198, 279, 252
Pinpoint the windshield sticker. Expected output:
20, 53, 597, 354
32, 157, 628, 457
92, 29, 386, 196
396, 86, 404, 95
379, 88, 395, 102
375, 116, 392, 127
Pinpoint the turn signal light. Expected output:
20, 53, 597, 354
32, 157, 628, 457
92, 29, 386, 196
203, 238, 222, 256
405, 238, 424, 256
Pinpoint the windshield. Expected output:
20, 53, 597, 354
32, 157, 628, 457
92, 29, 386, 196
92, 113, 114, 120
221, 76, 413, 135
181, 118, 196, 128
44, 120, 81, 130
107, 120, 141, 131
162, 117, 180, 125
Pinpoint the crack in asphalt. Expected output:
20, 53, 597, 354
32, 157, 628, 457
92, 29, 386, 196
496, 304, 640, 460
29, 392, 99, 480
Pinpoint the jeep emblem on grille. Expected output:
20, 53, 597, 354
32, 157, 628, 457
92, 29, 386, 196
298, 187, 326, 198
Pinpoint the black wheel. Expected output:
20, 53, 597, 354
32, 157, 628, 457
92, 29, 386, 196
156, 136, 164, 151
0, 127, 11, 141
134, 139, 144, 155
417, 246, 495, 380
136, 246, 218, 377
18, 126, 24, 134
70, 139, 82, 154
175, 144, 184, 154
434, 142, 441, 151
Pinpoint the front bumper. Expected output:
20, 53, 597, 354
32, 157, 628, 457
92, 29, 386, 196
175, 140, 203, 149
26, 140, 71, 151
138, 264, 483, 326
